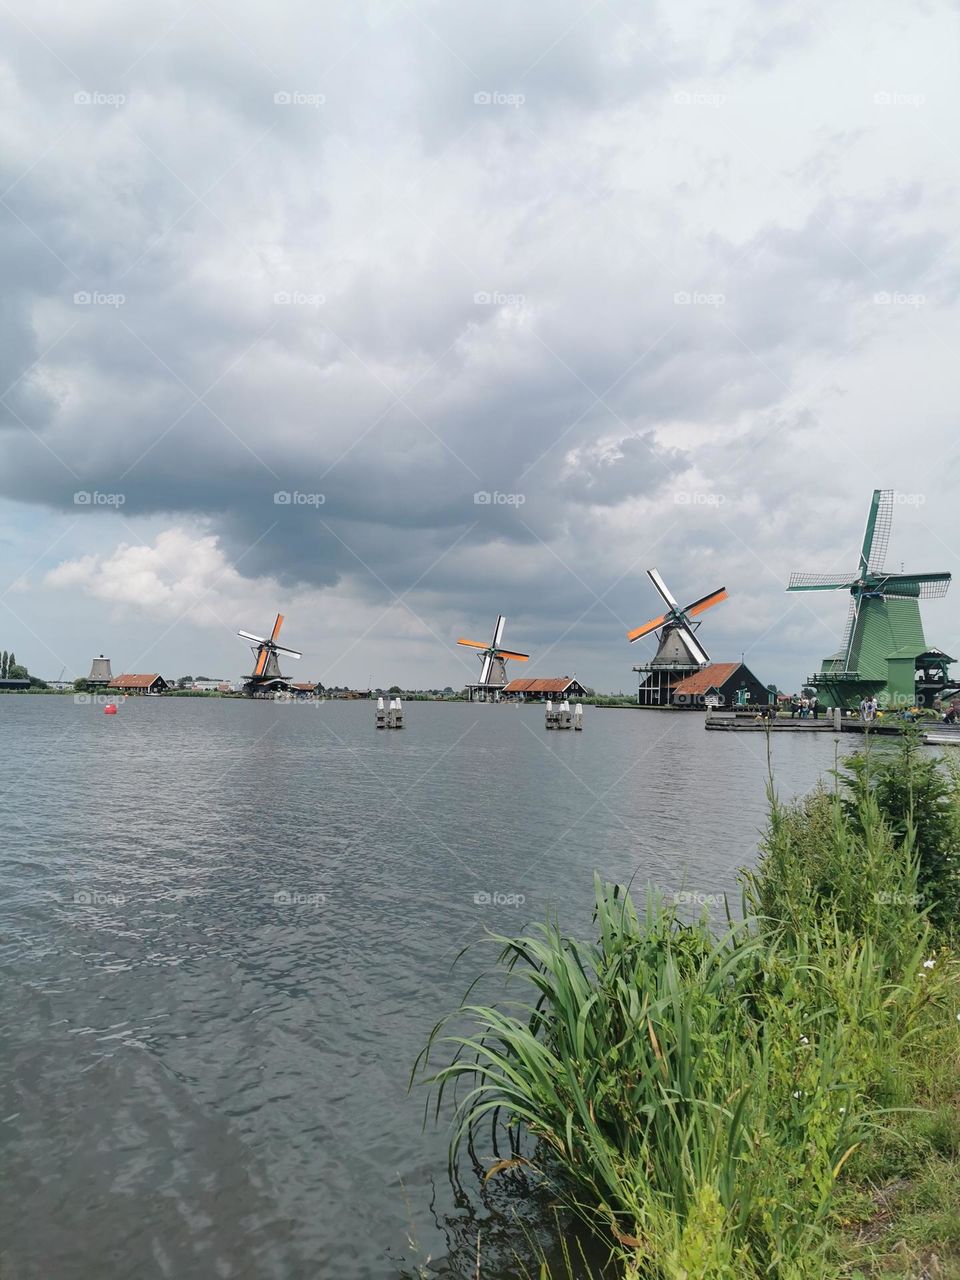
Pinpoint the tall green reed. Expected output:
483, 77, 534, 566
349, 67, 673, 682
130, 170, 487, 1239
417, 764, 946, 1277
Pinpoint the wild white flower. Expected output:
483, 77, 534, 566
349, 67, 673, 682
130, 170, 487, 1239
839, 1106, 846, 1114
923, 958, 936, 969
799, 1036, 809, 1045
792, 1090, 803, 1099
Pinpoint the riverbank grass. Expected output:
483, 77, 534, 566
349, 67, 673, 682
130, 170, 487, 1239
417, 734, 960, 1278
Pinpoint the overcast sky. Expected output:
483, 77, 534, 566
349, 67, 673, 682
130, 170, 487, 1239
0, 0, 957, 691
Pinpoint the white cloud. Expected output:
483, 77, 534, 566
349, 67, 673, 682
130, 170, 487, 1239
44, 528, 299, 626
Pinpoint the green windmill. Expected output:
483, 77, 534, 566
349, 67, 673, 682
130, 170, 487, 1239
788, 489, 954, 710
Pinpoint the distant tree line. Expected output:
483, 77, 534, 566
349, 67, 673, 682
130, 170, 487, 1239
1, 650, 28, 679
0, 650, 48, 689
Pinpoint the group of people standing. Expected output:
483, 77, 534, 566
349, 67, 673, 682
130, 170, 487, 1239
789, 694, 820, 719
757, 693, 959, 724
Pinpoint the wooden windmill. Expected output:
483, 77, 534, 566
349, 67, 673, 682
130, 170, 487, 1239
627, 568, 728, 706
788, 489, 953, 709
457, 614, 529, 701
238, 613, 302, 696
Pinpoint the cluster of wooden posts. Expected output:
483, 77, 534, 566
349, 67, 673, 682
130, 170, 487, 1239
545, 699, 583, 730
376, 695, 404, 729
372, 694, 583, 732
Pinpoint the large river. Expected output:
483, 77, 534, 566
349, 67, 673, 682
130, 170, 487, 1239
0, 697, 846, 1278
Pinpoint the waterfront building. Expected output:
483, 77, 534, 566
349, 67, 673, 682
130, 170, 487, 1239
108, 674, 169, 695
671, 662, 769, 708
501, 677, 588, 702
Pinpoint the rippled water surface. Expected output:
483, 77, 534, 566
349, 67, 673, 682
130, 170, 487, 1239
0, 697, 847, 1278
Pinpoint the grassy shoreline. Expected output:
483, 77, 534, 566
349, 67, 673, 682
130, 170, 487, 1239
417, 734, 960, 1278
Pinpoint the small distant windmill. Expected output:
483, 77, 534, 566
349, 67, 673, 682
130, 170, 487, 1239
86, 654, 114, 687
238, 613, 302, 696
457, 614, 529, 701
627, 568, 728, 706
788, 489, 952, 709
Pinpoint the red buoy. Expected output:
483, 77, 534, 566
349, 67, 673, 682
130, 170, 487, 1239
104, 704, 118, 715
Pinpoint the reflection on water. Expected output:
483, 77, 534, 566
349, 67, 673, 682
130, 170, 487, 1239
0, 698, 845, 1278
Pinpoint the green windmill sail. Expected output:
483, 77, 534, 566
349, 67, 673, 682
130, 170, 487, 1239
787, 489, 953, 710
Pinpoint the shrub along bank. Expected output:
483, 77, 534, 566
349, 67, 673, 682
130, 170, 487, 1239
417, 734, 960, 1278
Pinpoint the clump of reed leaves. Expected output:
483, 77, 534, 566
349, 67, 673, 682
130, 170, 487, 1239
416, 739, 960, 1279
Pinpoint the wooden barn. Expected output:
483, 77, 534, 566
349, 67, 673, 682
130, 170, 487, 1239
108, 674, 169, 696
501, 676, 588, 702
670, 662, 770, 709
290, 682, 325, 699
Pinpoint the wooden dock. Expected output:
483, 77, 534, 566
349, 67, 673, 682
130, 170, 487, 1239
704, 712, 903, 735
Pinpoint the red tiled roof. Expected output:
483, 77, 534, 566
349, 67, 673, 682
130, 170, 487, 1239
671, 663, 741, 696
108, 674, 163, 689
503, 677, 578, 693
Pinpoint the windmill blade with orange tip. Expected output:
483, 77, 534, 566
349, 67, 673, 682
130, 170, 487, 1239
627, 613, 668, 643
457, 638, 490, 650
254, 648, 269, 676
684, 587, 727, 618
269, 613, 285, 642
497, 650, 529, 662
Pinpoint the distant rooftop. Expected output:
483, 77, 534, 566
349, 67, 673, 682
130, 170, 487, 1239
503, 677, 583, 694
671, 663, 742, 697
